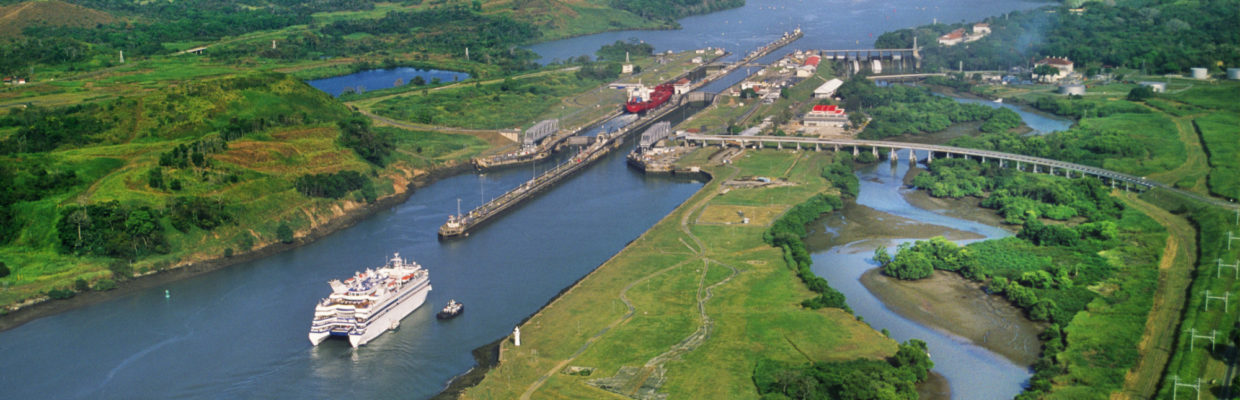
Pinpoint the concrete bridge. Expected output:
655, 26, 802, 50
866, 73, 948, 81
819, 48, 918, 61
682, 134, 1158, 190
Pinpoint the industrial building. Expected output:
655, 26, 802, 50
1059, 84, 1086, 96
813, 78, 844, 98
797, 55, 821, 78
803, 104, 849, 128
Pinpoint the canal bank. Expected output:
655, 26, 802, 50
0, 160, 476, 333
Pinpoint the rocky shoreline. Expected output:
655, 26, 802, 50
0, 161, 474, 333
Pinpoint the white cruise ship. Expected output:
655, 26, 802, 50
308, 253, 431, 348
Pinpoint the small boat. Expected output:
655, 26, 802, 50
994, 98, 1004, 103
437, 299, 464, 320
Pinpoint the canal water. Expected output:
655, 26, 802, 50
307, 67, 470, 97
809, 151, 1028, 399
0, 0, 1054, 398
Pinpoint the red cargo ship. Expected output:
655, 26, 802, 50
624, 83, 675, 113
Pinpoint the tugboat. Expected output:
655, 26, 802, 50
437, 299, 464, 320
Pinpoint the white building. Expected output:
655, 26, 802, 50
1034, 57, 1074, 82
813, 78, 844, 99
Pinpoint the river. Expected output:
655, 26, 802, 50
0, 0, 1053, 398
809, 152, 1032, 399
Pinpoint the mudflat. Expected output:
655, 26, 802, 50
861, 268, 1044, 366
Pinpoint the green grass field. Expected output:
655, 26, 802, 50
463, 149, 894, 399
1077, 112, 1185, 177
0, 73, 488, 308
1193, 110, 1239, 200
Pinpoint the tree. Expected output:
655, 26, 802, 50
277, 223, 294, 244
74, 278, 89, 292
1033, 64, 1060, 82
873, 246, 891, 266
147, 168, 164, 189
411, 76, 426, 86
0, 261, 8, 278
884, 249, 934, 280
1127, 85, 1155, 101
93, 279, 116, 291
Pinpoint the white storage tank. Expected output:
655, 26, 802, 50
1059, 84, 1086, 95
1139, 81, 1166, 93
1228, 68, 1240, 80
1190, 67, 1209, 79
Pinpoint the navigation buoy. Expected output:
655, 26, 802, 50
164, 289, 171, 299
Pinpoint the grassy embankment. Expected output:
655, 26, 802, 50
463, 149, 896, 399
361, 50, 705, 132
0, 73, 487, 310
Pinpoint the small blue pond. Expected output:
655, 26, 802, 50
307, 67, 470, 97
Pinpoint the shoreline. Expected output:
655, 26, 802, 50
0, 161, 475, 333
432, 169, 714, 398
860, 268, 1044, 366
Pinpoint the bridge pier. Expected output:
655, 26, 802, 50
796, 142, 801, 151
908, 149, 916, 164
758, 141, 763, 149
1032, 165, 1038, 174
999, 159, 1004, 168
777, 142, 782, 150
872, 146, 879, 158
926, 151, 933, 164
815, 143, 820, 152
834, 144, 840, 152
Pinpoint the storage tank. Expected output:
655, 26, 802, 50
1139, 81, 1166, 93
1228, 68, 1240, 80
1190, 67, 1208, 79
1059, 84, 1086, 96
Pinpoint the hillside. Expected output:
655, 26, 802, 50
0, 0, 115, 39
0, 72, 488, 310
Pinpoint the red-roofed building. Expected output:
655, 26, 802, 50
804, 104, 849, 128
803, 56, 820, 67
938, 28, 965, 46
674, 78, 692, 94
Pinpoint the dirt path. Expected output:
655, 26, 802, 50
1147, 114, 1211, 195
1115, 192, 1197, 400
517, 259, 694, 400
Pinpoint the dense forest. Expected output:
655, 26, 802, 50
0, 0, 745, 77
835, 76, 1023, 138
876, 0, 1240, 74
609, 0, 743, 20
754, 340, 934, 399
889, 157, 1164, 397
